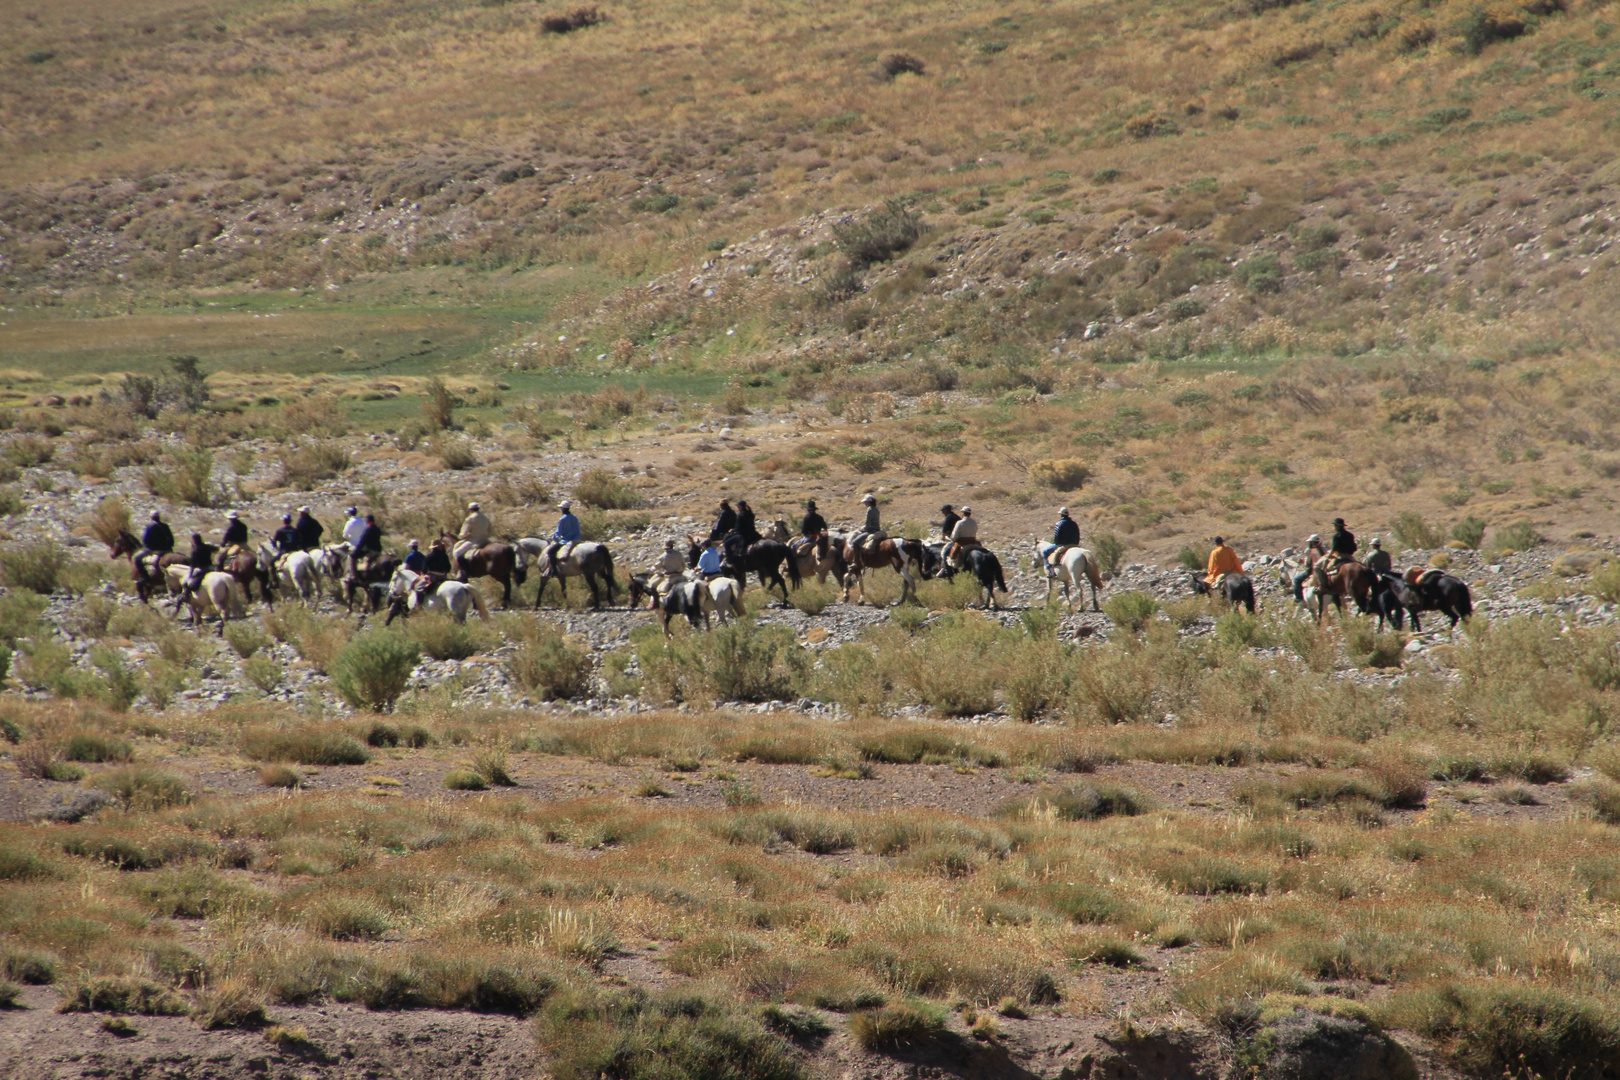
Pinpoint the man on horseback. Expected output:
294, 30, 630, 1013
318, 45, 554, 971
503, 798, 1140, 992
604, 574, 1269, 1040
1365, 537, 1392, 576
293, 506, 323, 551
735, 499, 760, 545
1204, 535, 1245, 586
342, 507, 366, 558
697, 538, 724, 581
546, 500, 581, 576
413, 538, 452, 599
135, 510, 174, 590
217, 510, 248, 569
1292, 534, 1326, 602
272, 514, 300, 556
648, 538, 687, 603
851, 494, 885, 554
454, 501, 492, 578
178, 533, 216, 605
945, 506, 980, 569
1324, 517, 1358, 573
940, 505, 960, 542
710, 499, 737, 542
403, 539, 426, 574
1040, 507, 1080, 580
349, 513, 383, 577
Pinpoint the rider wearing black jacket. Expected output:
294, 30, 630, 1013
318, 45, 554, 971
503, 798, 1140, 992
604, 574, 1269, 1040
293, 507, 323, 551
272, 515, 301, 554
141, 512, 174, 554
710, 500, 736, 541
222, 513, 248, 549
735, 500, 759, 544
800, 500, 826, 539
1053, 509, 1080, 547
940, 504, 960, 540
1330, 518, 1357, 560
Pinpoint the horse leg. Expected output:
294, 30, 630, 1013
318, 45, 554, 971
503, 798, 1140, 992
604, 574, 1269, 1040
586, 573, 600, 610
500, 571, 511, 611
533, 575, 548, 611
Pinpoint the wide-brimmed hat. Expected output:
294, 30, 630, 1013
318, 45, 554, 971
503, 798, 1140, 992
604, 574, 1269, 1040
1333, 517, 1346, 527
806, 499, 817, 509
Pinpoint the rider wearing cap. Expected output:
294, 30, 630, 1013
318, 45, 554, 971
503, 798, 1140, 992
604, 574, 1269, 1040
1364, 537, 1392, 576
945, 506, 979, 568
1204, 535, 1244, 586
342, 507, 366, 551
851, 494, 884, 554
1293, 533, 1326, 602
272, 514, 301, 555
454, 501, 492, 575
1040, 507, 1080, 578
403, 539, 426, 574
293, 506, 323, 551
350, 513, 383, 576
546, 500, 581, 574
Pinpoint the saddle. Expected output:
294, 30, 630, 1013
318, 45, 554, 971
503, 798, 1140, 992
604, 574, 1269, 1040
1406, 567, 1445, 587
1046, 545, 1073, 567
789, 536, 817, 556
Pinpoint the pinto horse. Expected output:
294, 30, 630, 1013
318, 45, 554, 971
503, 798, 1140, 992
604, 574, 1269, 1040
438, 533, 524, 609
108, 530, 186, 603
830, 534, 924, 606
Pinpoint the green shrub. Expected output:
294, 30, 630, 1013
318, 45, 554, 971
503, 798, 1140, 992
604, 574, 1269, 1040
0, 845, 56, 881
1590, 562, 1620, 605
403, 612, 499, 661
849, 1000, 949, 1050
1102, 591, 1158, 632
278, 444, 352, 487
1177, 545, 1210, 573
506, 629, 593, 700
639, 621, 807, 704
1232, 254, 1282, 293
329, 631, 420, 711
243, 654, 283, 693
1485, 521, 1538, 557
1450, 515, 1486, 549
1000, 781, 1155, 821
241, 725, 371, 765
0, 591, 45, 644
437, 438, 479, 471
1342, 617, 1403, 669
90, 646, 140, 710
444, 769, 487, 791
58, 976, 186, 1016
1215, 609, 1273, 649
761, 1003, 832, 1041
258, 765, 301, 788
1091, 531, 1126, 574
0, 541, 68, 594
63, 732, 132, 763
223, 621, 271, 660
833, 198, 922, 268
573, 466, 644, 510
93, 766, 190, 810
1384, 983, 1620, 1080
2, 947, 58, 984
145, 448, 223, 507
1390, 511, 1443, 550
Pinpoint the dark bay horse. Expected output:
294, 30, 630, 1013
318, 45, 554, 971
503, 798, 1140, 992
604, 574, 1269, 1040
1403, 568, 1474, 630
688, 535, 799, 603
830, 535, 924, 606
1310, 559, 1375, 623
218, 548, 274, 607
344, 555, 401, 613
108, 530, 185, 603
440, 534, 524, 609
1191, 572, 1256, 614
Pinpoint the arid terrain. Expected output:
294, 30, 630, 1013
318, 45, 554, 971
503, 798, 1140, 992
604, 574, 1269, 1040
5, 0, 1620, 1077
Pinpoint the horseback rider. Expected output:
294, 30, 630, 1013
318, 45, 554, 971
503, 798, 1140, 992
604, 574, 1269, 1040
135, 510, 174, 587
1204, 535, 1245, 586
1040, 507, 1080, 579
179, 532, 216, 603
799, 499, 826, 542
851, 494, 884, 554
350, 513, 383, 576
546, 500, 581, 575
342, 507, 366, 559
648, 538, 688, 599
697, 538, 724, 580
216, 510, 248, 569
293, 506, 323, 551
710, 499, 737, 542
403, 539, 426, 574
1292, 534, 1326, 602
1325, 517, 1358, 572
415, 537, 452, 598
1364, 537, 1392, 576
945, 506, 979, 568
735, 499, 759, 545
454, 501, 492, 577
272, 514, 300, 557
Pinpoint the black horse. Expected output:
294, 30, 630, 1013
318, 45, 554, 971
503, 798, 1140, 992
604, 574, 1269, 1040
1191, 572, 1256, 614
1408, 571, 1473, 629
1367, 572, 1423, 632
689, 536, 800, 603
920, 543, 1008, 609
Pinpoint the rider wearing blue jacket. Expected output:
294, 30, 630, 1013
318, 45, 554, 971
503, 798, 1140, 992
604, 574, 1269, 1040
547, 500, 582, 572
697, 540, 724, 579
1040, 508, 1080, 578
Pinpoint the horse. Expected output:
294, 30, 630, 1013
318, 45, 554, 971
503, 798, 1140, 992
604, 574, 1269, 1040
107, 530, 185, 603
217, 548, 274, 607
830, 534, 924, 606
1404, 568, 1474, 630
317, 544, 352, 584
383, 567, 490, 626
343, 555, 401, 614
173, 571, 247, 635
440, 534, 525, 610
1366, 571, 1423, 633
257, 544, 322, 605
960, 548, 1009, 610
516, 538, 618, 609
784, 533, 839, 585
1191, 572, 1256, 614
1039, 545, 1104, 613
656, 576, 745, 636
1307, 559, 1376, 624
690, 535, 798, 603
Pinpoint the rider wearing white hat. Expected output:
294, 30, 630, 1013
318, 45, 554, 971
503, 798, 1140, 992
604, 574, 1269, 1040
454, 500, 493, 574
852, 494, 885, 554
946, 505, 979, 568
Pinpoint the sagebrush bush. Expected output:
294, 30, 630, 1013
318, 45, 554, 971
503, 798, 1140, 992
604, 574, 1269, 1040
404, 612, 499, 661
278, 444, 352, 487
1102, 591, 1158, 632
0, 541, 68, 594
224, 621, 271, 659
639, 621, 807, 704
329, 631, 420, 711
1029, 458, 1090, 491
145, 448, 222, 507
505, 629, 593, 700
93, 766, 190, 810
833, 199, 922, 268
1091, 531, 1126, 574
849, 1000, 948, 1050
572, 466, 643, 509
241, 725, 370, 765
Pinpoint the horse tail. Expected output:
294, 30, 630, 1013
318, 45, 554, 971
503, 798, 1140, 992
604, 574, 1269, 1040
994, 558, 1007, 594
784, 545, 801, 589
1455, 581, 1473, 620
468, 585, 491, 621
1086, 555, 1103, 592
599, 545, 617, 594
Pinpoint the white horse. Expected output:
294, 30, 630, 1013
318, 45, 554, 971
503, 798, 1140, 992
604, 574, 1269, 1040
258, 544, 322, 604
705, 576, 746, 625
166, 569, 247, 635
383, 567, 490, 625
514, 537, 617, 609
1039, 544, 1104, 612
317, 544, 352, 583
1277, 558, 1326, 619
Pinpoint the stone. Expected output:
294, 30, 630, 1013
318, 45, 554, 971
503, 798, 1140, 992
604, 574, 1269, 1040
1265, 1010, 1417, 1080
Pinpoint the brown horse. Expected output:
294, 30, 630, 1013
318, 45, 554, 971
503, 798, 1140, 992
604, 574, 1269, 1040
218, 548, 274, 607
439, 534, 524, 609
107, 530, 185, 603
1310, 559, 1374, 623
830, 534, 924, 606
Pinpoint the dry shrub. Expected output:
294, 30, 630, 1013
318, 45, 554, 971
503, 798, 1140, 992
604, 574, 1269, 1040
279, 444, 352, 487
86, 496, 131, 547
540, 6, 603, 33
280, 394, 349, 437
876, 52, 925, 80
505, 624, 593, 700
572, 467, 643, 510
1029, 458, 1090, 491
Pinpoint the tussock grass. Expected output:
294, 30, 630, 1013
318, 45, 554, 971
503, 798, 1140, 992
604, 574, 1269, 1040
241, 725, 370, 766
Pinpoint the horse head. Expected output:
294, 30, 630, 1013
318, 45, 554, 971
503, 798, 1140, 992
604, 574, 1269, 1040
686, 538, 704, 569
109, 530, 139, 559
